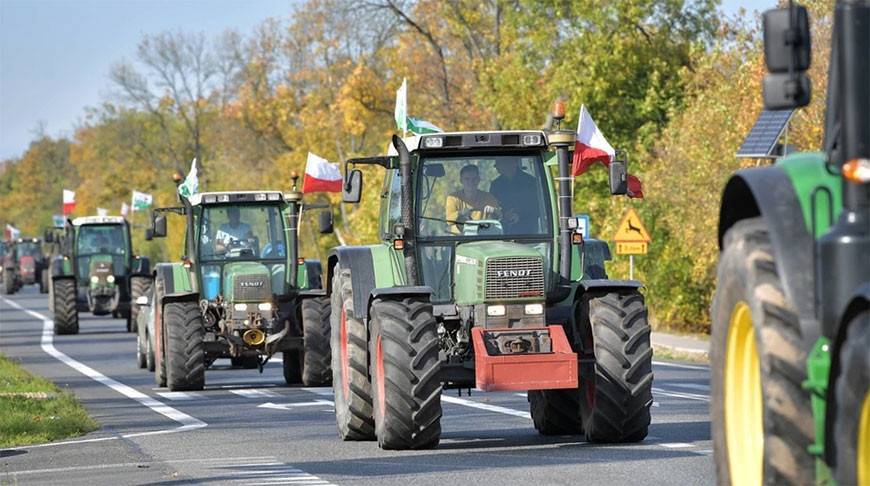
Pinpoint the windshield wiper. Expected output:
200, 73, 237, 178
420, 216, 493, 228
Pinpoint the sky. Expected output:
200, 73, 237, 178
0, 0, 776, 161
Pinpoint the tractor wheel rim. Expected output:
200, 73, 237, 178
724, 301, 763, 486
376, 335, 385, 421
340, 305, 350, 403
859, 390, 870, 486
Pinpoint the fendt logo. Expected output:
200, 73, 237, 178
495, 269, 532, 278
239, 280, 264, 288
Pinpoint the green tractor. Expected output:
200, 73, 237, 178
47, 216, 152, 334
144, 183, 333, 391
327, 121, 652, 450
710, 2, 869, 485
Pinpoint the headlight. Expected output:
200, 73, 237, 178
106, 275, 115, 283
233, 303, 248, 312
524, 303, 544, 315
257, 302, 272, 311
423, 136, 443, 148
486, 305, 506, 317
90, 276, 99, 284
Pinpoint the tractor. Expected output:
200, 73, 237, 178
710, 2, 869, 485
143, 181, 333, 391
48, 216, 152, 334
3, 237, 48, 295
326, 119, 652, 450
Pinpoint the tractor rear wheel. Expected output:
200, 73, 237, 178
129, 276, 151, 333
369, 296, 442, 450
53, 279, 79, 335
529, 389, 583, 435
710, 218, 814, 486
330, 264, 375, 440
302, 296, 331, 386
833, 310, 869, 486
577, 290, 653, 443
164, 301, 205, 391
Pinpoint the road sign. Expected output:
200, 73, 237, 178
613, 208, 651, 244
616, 242, 648, 255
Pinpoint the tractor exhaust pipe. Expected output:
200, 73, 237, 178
243, 329, 266, 346
287, 173, 302, 289
548, 115, 577, 284
392, 135, 418, 286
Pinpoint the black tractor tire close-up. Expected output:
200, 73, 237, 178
128, 276, 151, 333
833, 309, 869, 486
4, 271, 14, 295
301, 296, 332, 387
368, 297, 442, 450
39, 270, 48, 294
164, 301, 205, 391
136, 325, 148, 369
577, 289, 653, 443
710, 217, 815, 486
330, 264, 375, 440
529, 389, 584, 436
146, 329, 156, 372
53, 279, 79, 335
232, 356, 260, 369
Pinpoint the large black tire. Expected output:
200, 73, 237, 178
833, 310, 869, 486
164, 301, 205, 391
302, 296, 332, 386
39, 269, 48, 294
283, 350, 303, 384
577, 290, 653, 443
147, 328, 156, 373
710, 218, 814, 486
4, 270, 14, 295
529, 389, 584, 435
128, 276, 151, 333
369, 297, 442, 450
330, 265, 375, 440
53, 279, 79, 335
136, 324, 148, 369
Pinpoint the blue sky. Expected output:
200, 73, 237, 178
0, 0, 775, 160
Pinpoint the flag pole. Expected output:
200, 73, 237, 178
629, 255, 634, 280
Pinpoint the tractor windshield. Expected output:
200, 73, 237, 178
16, 242, 41, 258
198, 204, 286, 262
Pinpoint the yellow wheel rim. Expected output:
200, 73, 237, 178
724, 301, 763, 486
859, 390, 870, 486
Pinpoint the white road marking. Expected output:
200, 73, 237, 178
669, 383, 710, 392
652, 360, 709, 371
258, 400, 334, 411
301, 387, 333, 397
659, 442, 694, 448
212, 383, 278, 389
0, 297, 207, 449
441, 395, 532, 419
3, 456, 275, 476
230, 388, 280, 398
652, 387, 709, 402
157, 391, 205, 401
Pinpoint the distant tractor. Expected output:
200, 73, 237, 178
144, 183, 333, 391
327, 117, 651, 450
710, 3, 868, 486
48, 216, 152, 334
3, 237, 48, 295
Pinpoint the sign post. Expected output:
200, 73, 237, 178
613, 208, 651, 279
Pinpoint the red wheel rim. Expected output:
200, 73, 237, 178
340, 305, 350, 402
376, 334, 385, 421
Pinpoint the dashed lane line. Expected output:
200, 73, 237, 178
652, 387, 709, 402
230, 388, 280, 399
157, 391, 206, 401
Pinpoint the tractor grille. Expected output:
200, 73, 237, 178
233, 274, 272, 301
485, 257, 545, 300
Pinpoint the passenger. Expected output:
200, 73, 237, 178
490, 159, 538, 234
445, 165, 500, 233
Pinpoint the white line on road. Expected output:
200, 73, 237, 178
230, 388, 280, 399
301, 387, 333, 397
0, 297, 207, 448
668, 383, 710, 392
652, 360, 709, 371
258, 400, 334, 411
652, 387, 709, 402
157, 391, 206, 401
441, 395, 532, 419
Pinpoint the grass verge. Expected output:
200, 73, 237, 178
0, 353, 97, 448
652, 344, 709, 364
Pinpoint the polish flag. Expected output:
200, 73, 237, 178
572, 105, 643, 198
302, 152, 342, 193
62, 189, 76, 215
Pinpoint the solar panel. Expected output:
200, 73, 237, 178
736, 109, 795, 158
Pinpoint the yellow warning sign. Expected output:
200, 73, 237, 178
616, 241, 648, 255
613, 208, 651, 243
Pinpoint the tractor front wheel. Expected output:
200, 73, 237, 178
833, 309, 869, 486
330, 264, 374, 440
164, 301, 205, 391
578, 290, 653, 443
302, 296, 332, 386
710, 218, 814, 486
369, 296, 442, 450
53, 279, 79, 335
128, 276, 151, 333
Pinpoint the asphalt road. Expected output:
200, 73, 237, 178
0, 286, 714, 485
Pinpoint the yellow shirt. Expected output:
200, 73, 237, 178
445, 189, 500, 232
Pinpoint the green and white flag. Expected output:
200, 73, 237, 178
394, 78, 407, 134
131, 190, 153, 211
407, 116, 443, 135
178, 158, 198, 198
52, 214, 65, 227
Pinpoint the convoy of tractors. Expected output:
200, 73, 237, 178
0, 1, 866, 483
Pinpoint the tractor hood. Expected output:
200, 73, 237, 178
454, 241, 545, 305
223, 261, 273, 303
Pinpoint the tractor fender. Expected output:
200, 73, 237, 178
328, 247, 375, 319
50, 255, 73, 279
578, 279, 643, 293
823, 283, 870, 464
298, 289, 327, 298
718, 166, 819, 347
366, 286, 434, 329
131, 255, 151, 277
154, 263, 195, 301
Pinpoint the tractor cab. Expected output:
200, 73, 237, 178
72, 216, 132, 315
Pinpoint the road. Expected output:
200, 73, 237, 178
0, 286, 714, 485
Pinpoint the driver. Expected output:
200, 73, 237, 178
215, 207, 254, 253
490, 158, 538, 234
445, 165, 500, 233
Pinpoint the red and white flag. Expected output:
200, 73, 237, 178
5, 224, 20, 240
62, 189, 76, 215
302, 152, 342, 193
572, 105, 643, 198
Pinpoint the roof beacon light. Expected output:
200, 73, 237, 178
553, 99, 566, 122
423, 137, 444, 148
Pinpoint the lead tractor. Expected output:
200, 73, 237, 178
327, 117, 652, 450
144, 183, 333, 391
710, 2, 869, 485
48, 216, 152, 334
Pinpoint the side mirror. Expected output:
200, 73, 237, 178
318, 211, 334, 234
423, 163, 445, 178
609, 162, 627, 196
343, 169, 363, 204
762, 6, 812, 109
153, 215, 167, 238
135, 295, 149, 306
144, 229, 153, 241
